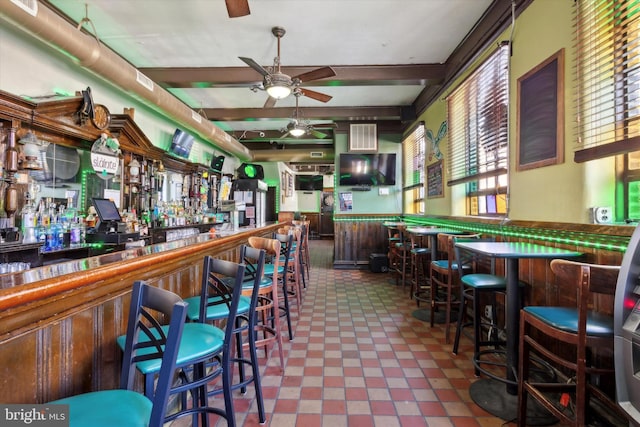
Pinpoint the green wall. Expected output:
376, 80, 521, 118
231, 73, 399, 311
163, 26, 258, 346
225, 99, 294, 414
417, 0, 615, 224
333, 132, 402, 215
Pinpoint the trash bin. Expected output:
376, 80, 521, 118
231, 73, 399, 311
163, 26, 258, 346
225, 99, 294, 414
369, 253, 389, 273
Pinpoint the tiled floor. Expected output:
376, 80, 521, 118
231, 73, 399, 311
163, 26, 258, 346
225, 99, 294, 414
213, 239, 510, 427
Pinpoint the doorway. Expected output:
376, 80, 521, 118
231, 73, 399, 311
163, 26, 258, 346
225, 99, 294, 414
320, 191, 334, 237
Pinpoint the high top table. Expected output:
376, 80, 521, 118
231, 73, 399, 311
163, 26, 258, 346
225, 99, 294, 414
454, 240, 581, 423
406, 227, 465, 260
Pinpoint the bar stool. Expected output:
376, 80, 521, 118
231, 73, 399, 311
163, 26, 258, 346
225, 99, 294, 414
408, 230, 430, 303
518, 259, 624, 426
117, 258, 254, 426
247, 236, 286, 369
50, 281, 196, 427
300, 221, 311, 285
278, 227, 303, 309
271, 232, 295, 340
183, 253, 267, 424
429, 233, 480, 343
451, 236, 511, 377
294, 220, 311, 283
283, 223, 308, 289
386, 224, 402, 272
391, 224, 412, 289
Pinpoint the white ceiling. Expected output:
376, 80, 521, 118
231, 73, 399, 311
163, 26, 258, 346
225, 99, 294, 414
43, 0, 495, 146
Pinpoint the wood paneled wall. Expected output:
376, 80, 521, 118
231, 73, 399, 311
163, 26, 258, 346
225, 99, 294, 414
333, 220, 388, 268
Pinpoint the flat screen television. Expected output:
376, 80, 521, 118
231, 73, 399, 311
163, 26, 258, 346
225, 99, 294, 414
339, 153, 396, 186
295, 174, 324, 191
169, 128, 194, 159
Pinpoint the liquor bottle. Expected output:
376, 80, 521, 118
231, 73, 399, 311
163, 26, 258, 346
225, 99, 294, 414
40, 199, 50, 228
45, 221, 55, 251
55, 216, 64, 249
58, 204, 68, 233
35, 206, 46, 247
70, 218, 82, 247
64, 197, 77, 231
20, 202, 36, 243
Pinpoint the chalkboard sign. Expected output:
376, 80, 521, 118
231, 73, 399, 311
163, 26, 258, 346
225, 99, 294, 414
517, 49, 564, 171
427, 160, 443, 198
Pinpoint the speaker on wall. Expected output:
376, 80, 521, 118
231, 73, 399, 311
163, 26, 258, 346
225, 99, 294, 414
237, 163, 264, 180
400, 105, 416, 122
210, 155, 225, 172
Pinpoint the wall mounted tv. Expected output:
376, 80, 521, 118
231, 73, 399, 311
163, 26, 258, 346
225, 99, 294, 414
295, 174, 324, 191
339, 153, 396, 186
169, 128, 194, 159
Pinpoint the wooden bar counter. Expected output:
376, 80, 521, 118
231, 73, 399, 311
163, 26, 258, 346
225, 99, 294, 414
0, 222, 282, 404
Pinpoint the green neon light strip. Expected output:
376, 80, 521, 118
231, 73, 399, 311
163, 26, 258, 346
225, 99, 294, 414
334, 215, 630, 252
413, 217, 629, 252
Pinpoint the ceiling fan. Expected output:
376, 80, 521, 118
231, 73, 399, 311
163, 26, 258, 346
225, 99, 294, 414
225, 0, 250, 18
281, 93, 329, 139
239, 26, 336, 108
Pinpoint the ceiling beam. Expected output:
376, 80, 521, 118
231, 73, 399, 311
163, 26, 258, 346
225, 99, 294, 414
251, 148, 334, 163
242, 140, 333, 148
139, 64, 445, 88
205, 106, 402, 121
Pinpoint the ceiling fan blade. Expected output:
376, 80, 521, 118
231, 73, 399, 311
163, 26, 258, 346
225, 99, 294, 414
226, 0, 250, 18
239, 57, 270, 77
293, 66, 336, 83
299, 88, 332, 103
264, 96, 277, 108
309, 128, 328, 139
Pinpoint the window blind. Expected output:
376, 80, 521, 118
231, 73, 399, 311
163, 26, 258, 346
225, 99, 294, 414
574, 0, 640, 162
447, 43, 509, 186
403, 122, 425, 189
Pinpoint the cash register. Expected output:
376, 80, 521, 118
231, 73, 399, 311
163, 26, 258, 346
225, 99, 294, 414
85, 197, 139, 244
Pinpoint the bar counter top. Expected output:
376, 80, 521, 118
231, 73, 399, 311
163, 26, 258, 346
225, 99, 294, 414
0, 222, 281, 311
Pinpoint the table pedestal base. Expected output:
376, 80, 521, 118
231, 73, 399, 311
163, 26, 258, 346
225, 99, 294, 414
470, 378, 557, 425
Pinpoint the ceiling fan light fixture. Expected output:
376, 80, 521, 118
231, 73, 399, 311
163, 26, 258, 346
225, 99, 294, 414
289, 126, 306, 137
266, 84, 292, 100
264, 72, 293, 99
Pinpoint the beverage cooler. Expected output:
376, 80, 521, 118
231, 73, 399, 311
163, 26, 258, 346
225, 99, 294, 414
615, 224, 640, 423
231, 179, 267, 227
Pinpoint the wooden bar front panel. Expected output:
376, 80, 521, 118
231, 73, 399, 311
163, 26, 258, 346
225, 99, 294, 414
333, 220, 388, 267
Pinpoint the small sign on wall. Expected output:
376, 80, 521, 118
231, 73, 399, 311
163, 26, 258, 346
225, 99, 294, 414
339, 192, 353, 211
427, 160, 444, 198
